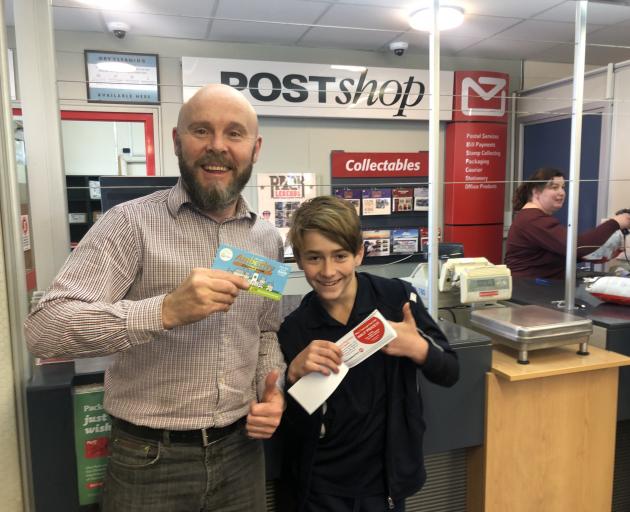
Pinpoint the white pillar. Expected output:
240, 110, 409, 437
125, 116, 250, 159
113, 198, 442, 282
14, 0, 69, 290
427, 0, 441, 319
564, 0, 588, 309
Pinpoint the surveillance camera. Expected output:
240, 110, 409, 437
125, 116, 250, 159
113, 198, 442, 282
389, 41, 409, 56
107, 21, 130, 40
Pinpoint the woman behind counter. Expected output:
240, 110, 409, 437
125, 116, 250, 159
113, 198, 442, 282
505, 167, 630, 279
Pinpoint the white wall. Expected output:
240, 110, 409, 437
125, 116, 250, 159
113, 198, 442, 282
48, 29, 522, 183
516, 61, 630, 216
608, 62, 630, 213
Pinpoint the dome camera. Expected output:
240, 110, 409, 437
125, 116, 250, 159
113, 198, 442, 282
107, 21, 130, 40
389, 41, 409, 56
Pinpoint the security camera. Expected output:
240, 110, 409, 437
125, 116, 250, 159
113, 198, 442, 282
389, 41, 409, 56
107, 21, 130, 40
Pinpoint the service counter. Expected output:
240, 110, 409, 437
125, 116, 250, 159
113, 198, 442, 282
468, 343, 630, 512
476, 277, 630, 512
509, 277, 630, 420
26, 321, 491, 512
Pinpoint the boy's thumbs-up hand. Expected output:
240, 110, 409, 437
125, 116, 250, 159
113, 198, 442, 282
246, 370, 285, 439
382, 302, 429, 364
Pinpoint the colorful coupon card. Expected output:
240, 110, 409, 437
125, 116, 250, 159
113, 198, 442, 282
212, 244, 291, 301
288, 309, 396, 414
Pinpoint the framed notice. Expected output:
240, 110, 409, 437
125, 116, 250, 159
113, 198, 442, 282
257, 173, 317, 258
85, 50, 160, 104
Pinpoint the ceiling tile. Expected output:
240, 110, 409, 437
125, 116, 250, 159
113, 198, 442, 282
52, 7, 104, 31
334, 0, 416, 7
448, 14, 521, 39
53, 0, 217, 18
586, 24, 630, 47
3, 0, 14, 25
216, 0, 329, 23
463, 0, 567, 19
102, 11, 210, 39
316, 3, 409, 31
299, 25, 400, 50
458, 38, 559, 60
533, 1, 630, 25
584, 43, 630, 66
495, 19, 586, 45
208, 19, 310, 44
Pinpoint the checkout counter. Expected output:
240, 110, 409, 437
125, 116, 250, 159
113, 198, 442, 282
466, 276, 630, 512
414, 258, 630, 511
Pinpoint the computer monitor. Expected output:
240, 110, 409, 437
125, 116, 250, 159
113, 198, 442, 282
100, 176, 178, 212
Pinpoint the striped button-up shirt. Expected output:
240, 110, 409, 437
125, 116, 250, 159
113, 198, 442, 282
25, 180, 286, 429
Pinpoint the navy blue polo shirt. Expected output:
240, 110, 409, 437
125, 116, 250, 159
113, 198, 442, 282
281, 273, 388, 497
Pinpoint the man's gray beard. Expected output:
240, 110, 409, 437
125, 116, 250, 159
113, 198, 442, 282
179, 154, 253, 213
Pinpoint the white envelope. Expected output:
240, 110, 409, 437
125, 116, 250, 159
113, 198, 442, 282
287, 309, 397, 414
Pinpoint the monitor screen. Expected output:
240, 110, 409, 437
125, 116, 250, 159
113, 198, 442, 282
100, 176, 178, 212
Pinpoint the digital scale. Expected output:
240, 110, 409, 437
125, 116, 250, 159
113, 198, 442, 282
404, 257, 592, 364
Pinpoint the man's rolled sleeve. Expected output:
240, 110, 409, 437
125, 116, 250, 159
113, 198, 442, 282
126, 294, 168, 346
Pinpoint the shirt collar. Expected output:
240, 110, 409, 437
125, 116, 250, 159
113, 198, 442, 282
304, 273, 375, 329
167, 178, 257, 223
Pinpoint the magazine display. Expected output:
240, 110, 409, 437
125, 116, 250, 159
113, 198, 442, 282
333, 187, 361, 215
363, 229, 391, 257
392, 187, 413, 212
361, 188, 392, 216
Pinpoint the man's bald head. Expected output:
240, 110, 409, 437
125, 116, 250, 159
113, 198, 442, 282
176, 84, 259, 136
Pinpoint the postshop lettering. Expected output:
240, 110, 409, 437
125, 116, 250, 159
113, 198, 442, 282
221, 69, 425, 118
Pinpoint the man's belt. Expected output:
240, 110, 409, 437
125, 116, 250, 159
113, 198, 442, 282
112, 416, 245, 447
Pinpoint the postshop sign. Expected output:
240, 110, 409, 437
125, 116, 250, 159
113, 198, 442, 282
182, 57, 454, 121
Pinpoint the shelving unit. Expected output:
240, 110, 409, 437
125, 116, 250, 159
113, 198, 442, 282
65, 175, 101, 249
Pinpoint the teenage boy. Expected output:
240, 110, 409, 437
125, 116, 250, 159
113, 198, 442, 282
278, 195, 459, 512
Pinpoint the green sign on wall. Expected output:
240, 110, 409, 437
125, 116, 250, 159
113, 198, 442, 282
73, 384, 111, 505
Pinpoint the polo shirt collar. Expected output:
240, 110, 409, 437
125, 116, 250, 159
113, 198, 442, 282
304, 272, 376, 329
167, 178, 256, 222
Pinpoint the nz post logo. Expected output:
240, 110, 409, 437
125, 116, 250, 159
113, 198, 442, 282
453, 71, 509, 123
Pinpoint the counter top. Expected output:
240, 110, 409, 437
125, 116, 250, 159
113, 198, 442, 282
510, 277, 630, 330
491, 344, 630, 382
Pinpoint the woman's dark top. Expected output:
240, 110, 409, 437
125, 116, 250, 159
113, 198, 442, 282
505, 208, 620, 279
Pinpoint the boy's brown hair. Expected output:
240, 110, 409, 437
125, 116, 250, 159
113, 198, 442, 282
287, 195, 363, 258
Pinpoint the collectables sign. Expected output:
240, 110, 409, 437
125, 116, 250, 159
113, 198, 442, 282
182, 57, 454, 120
331, 151, 428, 179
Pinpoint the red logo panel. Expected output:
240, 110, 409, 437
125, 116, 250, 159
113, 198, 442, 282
452, 71, 509, 123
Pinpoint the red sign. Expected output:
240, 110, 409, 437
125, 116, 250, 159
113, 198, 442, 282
443, 224, 503, 264
353, 316, 385, 345
444, 122, 507, 225
452, 71, 509, 123
331, 151, 428, 179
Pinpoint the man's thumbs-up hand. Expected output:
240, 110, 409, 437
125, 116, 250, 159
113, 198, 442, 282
382, 302, 429, 364
246, 370, 285, 439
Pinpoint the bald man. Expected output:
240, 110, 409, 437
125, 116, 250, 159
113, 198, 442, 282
25, 84, 286, 512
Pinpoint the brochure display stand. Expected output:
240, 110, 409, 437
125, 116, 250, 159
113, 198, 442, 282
330, 151, 431, 262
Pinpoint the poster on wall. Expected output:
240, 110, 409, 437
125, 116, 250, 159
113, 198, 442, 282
257, 173, 317, 257
8, 49, 16, 100
85, 50, 160, 104
73, 384, 111, 505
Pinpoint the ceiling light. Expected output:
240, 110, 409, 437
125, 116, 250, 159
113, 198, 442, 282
409, 6, 465, 32
330, 65, 367, 72
96, 62, 137, 73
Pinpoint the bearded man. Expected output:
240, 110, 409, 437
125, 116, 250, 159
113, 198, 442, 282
25, 84, 286, 512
